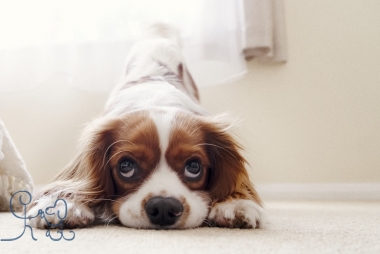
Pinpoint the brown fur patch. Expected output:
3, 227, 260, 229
108, 111, 160, 197
165, 112, 210, 191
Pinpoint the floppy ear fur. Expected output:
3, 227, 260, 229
202, 117, 262, 206
29, 116, 121, 208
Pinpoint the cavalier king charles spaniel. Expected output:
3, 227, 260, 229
27, 24, 264, 229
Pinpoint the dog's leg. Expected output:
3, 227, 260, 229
26, 184, 96, 229
208, 179, 265, 229
208, 197, 264, 229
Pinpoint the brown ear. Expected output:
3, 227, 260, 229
202, 118, 261, 205
52, 116, 121, 203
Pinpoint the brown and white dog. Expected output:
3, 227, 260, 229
26, 24, 264, 229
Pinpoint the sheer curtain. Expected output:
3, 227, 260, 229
0, 0, 286, 95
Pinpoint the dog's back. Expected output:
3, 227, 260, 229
105, 24, 200, 115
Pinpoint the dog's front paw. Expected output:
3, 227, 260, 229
208, 199, 264, 229
27, 197, 95, 229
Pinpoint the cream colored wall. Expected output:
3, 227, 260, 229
201, 0, 380, 183
1, 0, 379, 185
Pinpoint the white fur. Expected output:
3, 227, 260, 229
150, 109, 178, 153
208, 199, 265, 229
107, 82, 206, 117
27, 195, 94, 228
106, 39, 201, 112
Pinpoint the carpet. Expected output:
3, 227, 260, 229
1, 201, 379, 254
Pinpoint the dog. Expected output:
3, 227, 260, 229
26, 24, 264, 229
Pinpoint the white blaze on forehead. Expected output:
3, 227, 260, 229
149, 108, 178, 155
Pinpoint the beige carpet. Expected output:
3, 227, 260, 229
1, 201, 379, 254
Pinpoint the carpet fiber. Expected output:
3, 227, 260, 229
1, 201, 379, 254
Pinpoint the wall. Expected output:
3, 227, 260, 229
1, 0, 380, 185
202, 0, 380, 183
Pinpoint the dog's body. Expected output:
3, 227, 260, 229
27, 25, 264, 229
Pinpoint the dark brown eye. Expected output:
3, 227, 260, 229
119, 159, 137, 178
184, 160, 201, 178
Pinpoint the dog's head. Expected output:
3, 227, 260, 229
67, 109, 251, 229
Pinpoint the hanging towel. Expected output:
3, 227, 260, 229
0, 118, 33, 211
242, 0, 287, 62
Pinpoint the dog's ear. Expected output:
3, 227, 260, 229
51, 116, 122, 203
202, 116, 261, 205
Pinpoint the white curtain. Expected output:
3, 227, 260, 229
0, 0, 286, 95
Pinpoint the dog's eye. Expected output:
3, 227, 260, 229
119, 159, 137, 178
184, 160, 201, 178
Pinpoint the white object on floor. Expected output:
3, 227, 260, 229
0, 118, 33, 211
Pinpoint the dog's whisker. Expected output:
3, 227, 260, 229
102, 140, 134, 167
104, 215, 119, 227
103, 150, 133, 170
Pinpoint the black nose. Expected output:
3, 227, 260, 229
145, 197, 183, 226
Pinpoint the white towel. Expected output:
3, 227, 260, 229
0, 118, 33, 211
242, 0, 287, 62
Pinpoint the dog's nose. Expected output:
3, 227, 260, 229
145, 197, 183, 226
